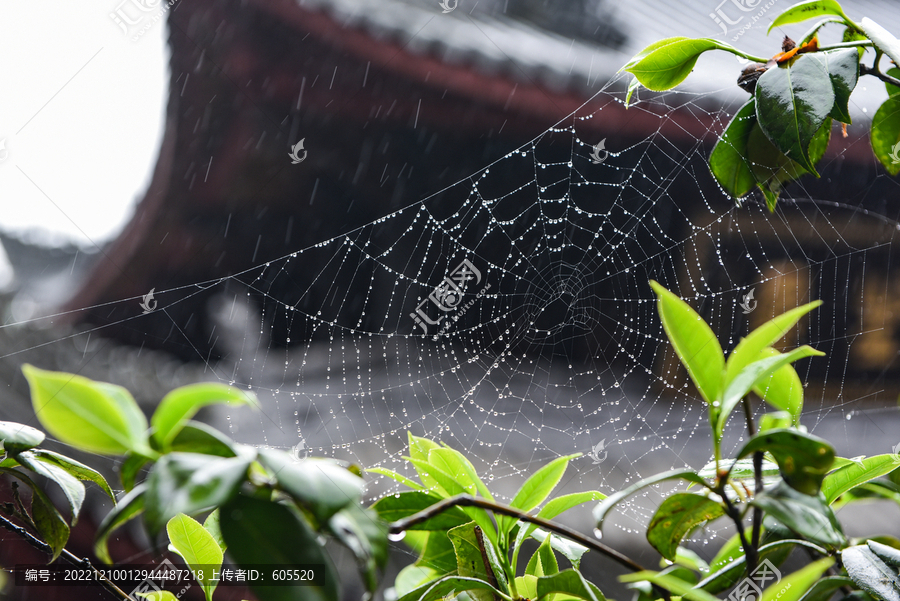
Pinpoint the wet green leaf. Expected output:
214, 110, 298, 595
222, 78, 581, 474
842, 545, 900, 601
768, 0, 849, 33
806, 49, 859, 124
371, 491, 470, 530
751, 481, 845, 547
0, 421, 44, 454
95, 484, 145, 564
797, 576, 853, 601
429, 447, 492, 500
531, 528, 589, 570
594, 468, 707, 532
499, 454, 578, 537
861, 18, 900, 70
822, 454, 900, 503
29, 449, 115, 503
396, 576, 503, 601
203, 508, 226, 552
168, 421, 238, 457
869, 539, 900, 567
167, 512, 223, 601
152, 383, 258, 450
537, 569, 607, 601
620, 570, 720, 601
649, 281, 724, 404
752, 350, 805, 426
710, 99, 758, 199
1, 468, 69, 560
755, 55, 834, 175
870, 96, 900, 176
328, 503, 389, 594
760, 559, 835, 601
15, 451, 86, 524
624, 38, 741, 91
735, 429, 835, 495
760, 412, 793, 432
646, 493, 725, 560
365, 467, 424, 491
449, 522, 505, 601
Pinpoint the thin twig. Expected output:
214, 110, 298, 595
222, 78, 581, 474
389, 494, 647, 573
741, 398, 763, 573
0, 513, 138, 601
860, 63, 900, 88
719, 491, 754, 573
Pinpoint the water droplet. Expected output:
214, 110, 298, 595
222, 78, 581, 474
593, 528, 603, 540
388, 531, 406, 542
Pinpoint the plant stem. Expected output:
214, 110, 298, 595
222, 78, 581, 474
741, 398, 763, 572
0, 513, 138, 601
389, 494, 648, 574
817, 40, 874, 51
719, 490, 755, 573
860, 63, 900, 88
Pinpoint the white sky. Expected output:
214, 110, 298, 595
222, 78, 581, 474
0, 1, 168, 248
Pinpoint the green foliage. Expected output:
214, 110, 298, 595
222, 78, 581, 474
622, 1, 900, 209
166, 513, 223, 601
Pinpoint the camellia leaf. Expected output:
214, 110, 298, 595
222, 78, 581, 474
870, 96, 900, 176
750, 481, 845, 547
327, 503, 389, 594
365, 467, 424, 491
0, 468, 69, 560
512, 490, 606, 569
594, 468, 708, 532
759, 411, 793, 432
806, 49, 859, 124
536, 569, 607, 601
167, 512, 223, 601
725, 301, 822, 384
649, 281, 724, 404
821, 454, 900, 504
841, 545, 900, 601
448, 522, 505, 601
415, 530, 458, 575
752, 349, 805, 426
625, 77, 641, 108
768, 0, 849, 33
257, 450, 363, 523
646, 493, 725, 561
22, 365, 152, 456
167, 421, 238, 457
797, 576, 854, 601
95, 484, 145, 564
620, 37, 689, 73
15, 450, 86, 524
220, 494, 339, 601
735, 430, 834, 495
396, 575, 504, 601
886, 67, 900, 97
624, 38, 741, 91
861, 17, 900, 71
800, 17, 847, 44
135, 592, 181, 601
620, 570, 721, 601
429, 447, 493, 500
371, 490, 470, 530
144, 452, 252, 537
755, 55, 835, 175
30, 449, 115, 502
394, 565, 440, 598
530, 528, 589, 570
869, 540, 900, 567
151, 383, 258, 450
717, 346, 824, 438
203, 508, 226, 552
0, 421, 44, 454
709, 99, 758, 200
499, 454, 579, 537
760, 558, 835, 601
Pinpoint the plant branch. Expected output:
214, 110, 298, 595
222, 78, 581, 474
389, 494, 647, 574
0, 513, 138, 601
817, 41, 874, 51
860, 63, 900, 88
719, 490, 755, 573
741, 398, 763, 571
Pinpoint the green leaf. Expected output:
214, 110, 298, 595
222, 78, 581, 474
620, 570, 721, 601
698, 537, 806, 594
842, 545, 900, 601
394, 565, 440, 598
0, 420, 44, 454
669, 548, 709, 574
531, 528, 589, 570
167, 513, 223, 601
203, 508, 226, 552
735, 429, 835, 495
710, 99, 758, 199
500, 454, 578, 537
448, 522, 505, 601
408, 458, 497, 543
513, 491, 606, 569
752, 350, 805, 426
594, 468, 707, 531
15, 450, 86, 524
518, 574, 540, 599
620, 37, 689, 73
649, 281, 724, 404
168, 421, 238, 457
526, 535, 559, 577
416, 530, 459, 575
366, 467, 425, 490
371, 491, 470, 530
135, 592, 181, 601
761, 558, 836, 601
625, 77, 641, 108
23, 365, 152, 456
0, 468, 69, 560
328, 503, 389, 594
144, 452, 252, 537
706, 531, 745, 578
726, 301, 821, 395
646, 493, 725, 561
870, 96, 900, 176
717, 346, 823, 438
797, 576, 854, 601
756, 55, 835, 175
409, 433, 444, 491
760, 412, 793, 432
800, 17, 848, 44
698, 457, 780, 483
886, 68, 900, 97
869, 540, 900, 567
861, 18, 900, 71
750, 481, 845, 547
152, 383, 257, 450
429, 447, 493, 500
29, 449, 115, 503
768, 1, 849, 33
95, 484, 145, 564
537, 570, 607, 601
806, 49, 859, 124
220, 494, 339, 601
822, 454, 900, 503
396, 576, 504, 601
624, 38, 740, 91
257, 450, 363, 523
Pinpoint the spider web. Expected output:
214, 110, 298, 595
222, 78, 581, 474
4, 72, 900, 574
